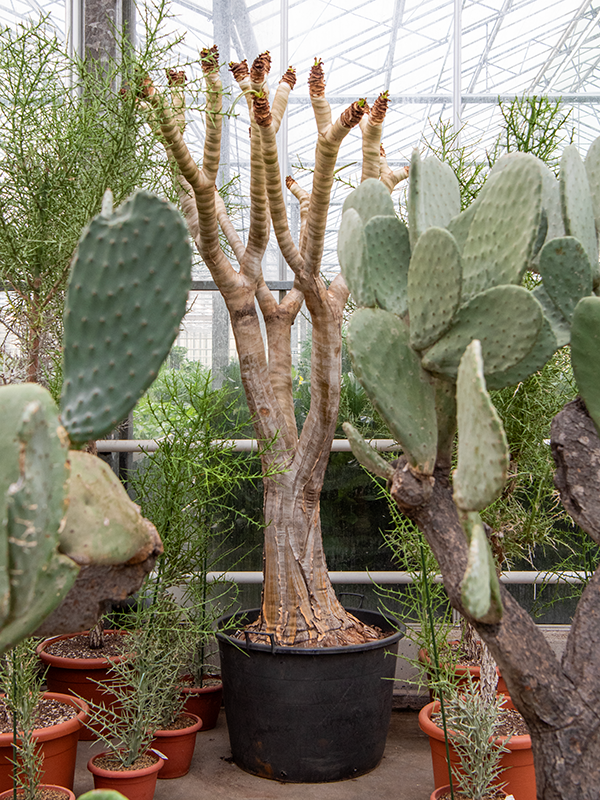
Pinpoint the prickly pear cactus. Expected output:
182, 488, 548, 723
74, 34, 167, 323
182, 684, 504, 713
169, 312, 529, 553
0, 384, 79, 653
61, 190, 192, 444
340, 137, 600, 623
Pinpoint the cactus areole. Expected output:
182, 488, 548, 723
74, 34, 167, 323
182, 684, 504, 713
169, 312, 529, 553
145, 51, 410, 647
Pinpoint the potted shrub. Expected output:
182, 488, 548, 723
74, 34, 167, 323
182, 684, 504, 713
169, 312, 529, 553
142, 48, 407, 782
0, 638, 87, 795
130, 364, 264, 732
341, 132, 600, 795
84, 596, 202, 787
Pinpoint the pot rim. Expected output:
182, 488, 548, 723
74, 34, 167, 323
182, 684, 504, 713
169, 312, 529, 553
431, 785, 510, 800
418, 642, 503, 677
179, 674, 222, 694
153, 713, 203, 738
0, 785, 76, 800
36, 630, 131, 669
87, 750, 164, 778
0, 692, 88, 744
216, 606, 405, 655
418, 700, 532, 750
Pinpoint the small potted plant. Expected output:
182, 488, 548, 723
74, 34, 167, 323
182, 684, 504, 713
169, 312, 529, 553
419, 643, 534, 800
0, 638, 88, 798
84, 596, 201, 793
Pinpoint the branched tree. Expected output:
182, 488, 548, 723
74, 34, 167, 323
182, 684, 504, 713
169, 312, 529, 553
143, 50, 407, 646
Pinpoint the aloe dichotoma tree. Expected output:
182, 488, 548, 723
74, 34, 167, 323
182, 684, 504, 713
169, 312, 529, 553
143, 49, 406, 646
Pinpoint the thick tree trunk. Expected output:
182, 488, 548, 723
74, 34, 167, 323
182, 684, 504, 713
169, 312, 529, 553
389, 398, 600, 799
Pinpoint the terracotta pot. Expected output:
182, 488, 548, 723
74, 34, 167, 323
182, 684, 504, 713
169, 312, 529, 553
37, 631, 130, 741
418, 700, 535, 800
150, 713, 202, 779
418, 642, 509, 696
180, 675, 222, 731
0, 692, 88, 793
0, 785, 76, 800
87, 751, 163, 800
430, 787, 510, 800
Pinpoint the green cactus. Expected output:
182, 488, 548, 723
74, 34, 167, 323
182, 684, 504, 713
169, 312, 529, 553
460, 510, 503, 624
342, 177, 395, 222
342, 422, 395, 481
61, 189, 192, 444
570, 295, 600, 436
408, 149, 461, 249
560, 145, 599, 287
538, 236, 593, 323
408, 226, 462, 350
0, 384, 78, 652
531, 284, 571, 348
347, 307, 438, 475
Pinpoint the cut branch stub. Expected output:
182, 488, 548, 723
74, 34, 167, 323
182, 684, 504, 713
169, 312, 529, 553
461, 155, 542, 300
342, 177, 395, 222
408, 149, 461, 250
459, 510, 503, 624
453, 340, 509, 512
422, 284, 543, 383
539, 236, 592, 323
342, 422, 395, 481
408, 226, 462, 351
560, 145, 599, 287
200, 44, 219, 73
308, 58, 325, 97
348, 307, 438, 475
570, 295, 600, 437
61, 190, 192, 444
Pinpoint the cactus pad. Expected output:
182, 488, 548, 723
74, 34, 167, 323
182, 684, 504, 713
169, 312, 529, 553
362, 215, 411, 316
570, 296, 600, 436
560, 145, 599, 286
0, 386, 78, 651
342, 178, 395, 222
422, 285, 543, 382
539, 236, 593, 323
408, 226, 462, 350
342, 422, 395, 481
532, 284, 571, 348
453, 340, 509, 511
61, 450, 161, 565
584, 135, 600, 238
485, 315, 558, 390
408, 150, 461, 249
461, 157, 542, 299
460, 510, 503, 624
61, 190, 192, 443
338, 209, 373, 307
348, 307, 438, 474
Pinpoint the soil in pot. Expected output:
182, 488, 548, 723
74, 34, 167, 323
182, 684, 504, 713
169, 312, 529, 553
151, 712, 202, 779
180, 675, 222, 731
0, 693, 88, 792
0, 785, 76, 800
419, 699, 535, 800
217, 606, 404, 783
87, 751, 163, 800
36, 632, 130, 741
419, 641, 509, 697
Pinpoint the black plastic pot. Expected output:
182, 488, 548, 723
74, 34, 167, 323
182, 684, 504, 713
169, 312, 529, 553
216, 607, 404, 783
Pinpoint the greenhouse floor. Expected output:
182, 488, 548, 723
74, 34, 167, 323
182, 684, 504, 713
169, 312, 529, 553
72, 708, 434, 800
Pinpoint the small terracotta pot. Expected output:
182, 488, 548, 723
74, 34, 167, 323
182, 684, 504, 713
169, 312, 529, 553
418, 700, 535, 800
0, 692, 88, 793
37, 631, 130, 741
180, 675, 222, 731
87, 751, 164, 800
151, 713, 202, 779
418, 643, 509, 696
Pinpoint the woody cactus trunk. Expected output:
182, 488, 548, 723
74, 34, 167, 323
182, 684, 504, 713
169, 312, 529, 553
341, 141, 600, 798
145, 51, 406, 647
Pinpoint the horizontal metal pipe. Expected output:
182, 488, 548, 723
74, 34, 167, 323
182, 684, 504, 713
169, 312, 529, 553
95, 439, 399, 453
206, 570, 589, 586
